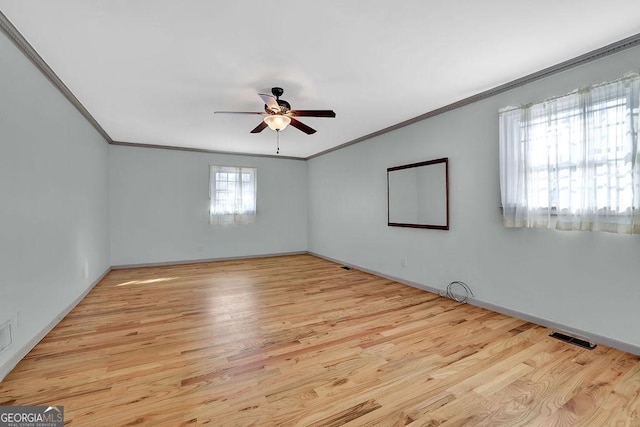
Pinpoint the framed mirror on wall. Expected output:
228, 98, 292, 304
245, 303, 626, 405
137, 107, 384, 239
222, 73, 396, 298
387, 157, 449, 230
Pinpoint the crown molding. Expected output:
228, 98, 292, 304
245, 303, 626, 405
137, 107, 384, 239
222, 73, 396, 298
0, 10, 305, 160
308, 32, 640, 160
3, 8, 639, 160
110, 140, 305, 161
0, 10, 113, 143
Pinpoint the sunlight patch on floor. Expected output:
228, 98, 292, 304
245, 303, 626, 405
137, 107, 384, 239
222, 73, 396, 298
116, 277, 178, 287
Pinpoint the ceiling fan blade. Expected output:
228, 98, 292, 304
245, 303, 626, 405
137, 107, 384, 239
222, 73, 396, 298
289, 110, 336, 118
258, 93, 279, 111
214, 111, 265, 115
250, 121, 268, 134
289, 118, 316, 134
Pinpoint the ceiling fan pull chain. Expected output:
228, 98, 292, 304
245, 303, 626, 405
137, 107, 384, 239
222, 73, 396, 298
276, 130, 280, 154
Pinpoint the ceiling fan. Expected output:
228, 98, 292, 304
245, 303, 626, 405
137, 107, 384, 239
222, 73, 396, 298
214, 87, 336, 135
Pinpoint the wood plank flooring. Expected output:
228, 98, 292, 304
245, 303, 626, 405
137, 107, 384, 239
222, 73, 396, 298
1, 254, 639, 426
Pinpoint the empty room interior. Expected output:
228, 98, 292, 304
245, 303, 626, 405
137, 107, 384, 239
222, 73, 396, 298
2, 2, 640, 425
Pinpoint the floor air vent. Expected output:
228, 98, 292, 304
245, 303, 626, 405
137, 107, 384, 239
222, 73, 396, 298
0, 320, 12, 354
341, 266, 352, 270
550, 331, 596, 350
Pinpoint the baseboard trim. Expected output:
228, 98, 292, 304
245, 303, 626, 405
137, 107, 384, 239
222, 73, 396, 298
465, 296, 640, 356
0, 267, 112, 382
309, 251, 444, 294
111, 251, 308, 270
307, 252, 640, 356
2, 252, 308, 382
4, 252, 638, 383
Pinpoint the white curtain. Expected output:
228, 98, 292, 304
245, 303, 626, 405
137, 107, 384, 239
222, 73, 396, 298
209, 166, 257, 225
499, 73, 640, 234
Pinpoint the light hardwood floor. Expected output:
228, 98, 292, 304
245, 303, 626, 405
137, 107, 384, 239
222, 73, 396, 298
1, 254, 639, 426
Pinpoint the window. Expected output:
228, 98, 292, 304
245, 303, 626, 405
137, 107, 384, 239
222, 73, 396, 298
499, 73, 639, 234
209, 166, 257, 225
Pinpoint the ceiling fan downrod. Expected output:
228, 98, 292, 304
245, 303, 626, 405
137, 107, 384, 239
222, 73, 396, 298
271, 87, 284, 99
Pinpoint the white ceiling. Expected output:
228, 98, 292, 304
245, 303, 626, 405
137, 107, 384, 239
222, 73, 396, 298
2, 1, 640, 159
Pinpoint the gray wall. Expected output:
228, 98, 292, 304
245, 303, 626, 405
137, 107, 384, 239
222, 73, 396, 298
308, 45, 640, 350
0, 31, 111, 378
109, 145, 308, 266
1, 20, 308, 379
3, 16, 640, 383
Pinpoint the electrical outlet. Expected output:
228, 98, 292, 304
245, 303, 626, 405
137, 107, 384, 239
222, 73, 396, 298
0, 320, 13, 353
401, 257, 408, 267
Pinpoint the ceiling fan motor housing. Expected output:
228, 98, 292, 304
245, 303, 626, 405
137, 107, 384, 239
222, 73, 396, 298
264, 100, 290, 113
277, 99, 291, 111
264, 87, 290, 112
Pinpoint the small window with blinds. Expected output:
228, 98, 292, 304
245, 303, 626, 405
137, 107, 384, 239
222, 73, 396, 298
209, 166, 257, 225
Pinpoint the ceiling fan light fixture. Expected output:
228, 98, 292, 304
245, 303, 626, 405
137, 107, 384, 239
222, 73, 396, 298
264, 114, 291, 131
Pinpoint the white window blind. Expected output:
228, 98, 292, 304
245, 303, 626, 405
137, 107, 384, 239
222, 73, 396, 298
209, 166, 257, 225
499, 73, 640, 234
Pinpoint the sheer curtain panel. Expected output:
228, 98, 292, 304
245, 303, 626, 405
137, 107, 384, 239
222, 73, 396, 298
209, 166, 257, 225
499, 73, 640, 234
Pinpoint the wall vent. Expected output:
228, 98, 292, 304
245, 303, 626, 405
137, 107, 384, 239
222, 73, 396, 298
0, 320, 13, 354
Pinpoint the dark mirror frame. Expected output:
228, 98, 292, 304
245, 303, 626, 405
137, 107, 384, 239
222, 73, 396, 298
387, 157, 449, 230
